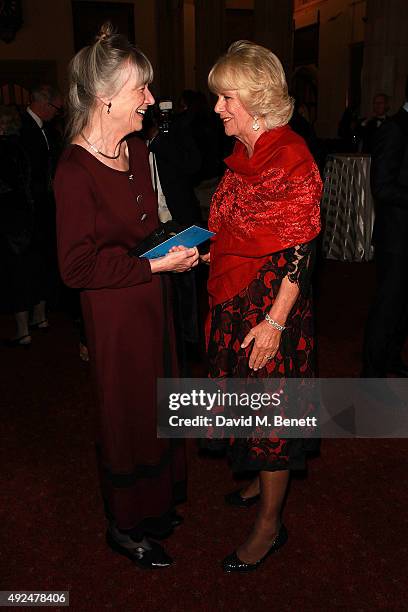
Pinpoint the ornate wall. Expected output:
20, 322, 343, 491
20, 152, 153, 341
361, 0, 408, 116
1, 0, 406, 138
0, 0, 158, 93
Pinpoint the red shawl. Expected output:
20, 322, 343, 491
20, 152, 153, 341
208, 125, 322, 306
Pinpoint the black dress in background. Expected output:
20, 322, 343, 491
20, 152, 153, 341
0, 135, 46, 313
20, 110, 61, 305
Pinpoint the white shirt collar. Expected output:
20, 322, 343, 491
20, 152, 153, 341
27, 107, 43, 129
403, 102, 408, 113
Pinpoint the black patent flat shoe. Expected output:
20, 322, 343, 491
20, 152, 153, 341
222, 524, 288, 573
4, 334, 32, 348
106, 530, 173, 569
29, 319, 49, 332
225, 488, 260, 508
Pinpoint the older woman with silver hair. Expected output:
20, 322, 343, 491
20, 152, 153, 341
54, 23, 199, 569
204, 41, 322, 572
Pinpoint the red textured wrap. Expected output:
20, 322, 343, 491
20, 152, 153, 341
208, 126, 322, 306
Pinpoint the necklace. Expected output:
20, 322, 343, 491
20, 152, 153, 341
80, 132, 122, 160
128, 178, 148, 222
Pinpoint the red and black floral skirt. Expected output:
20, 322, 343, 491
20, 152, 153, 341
207, 250, 317, 472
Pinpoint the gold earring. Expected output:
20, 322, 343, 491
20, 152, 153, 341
252, 115, 260, 131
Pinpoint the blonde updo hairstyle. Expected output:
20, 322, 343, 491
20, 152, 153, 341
66, 22, 153, 139
208, 40, 294, 130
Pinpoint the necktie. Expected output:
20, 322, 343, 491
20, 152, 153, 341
41, 128, 49, 150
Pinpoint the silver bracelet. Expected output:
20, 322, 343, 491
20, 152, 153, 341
265, 313, 286, 331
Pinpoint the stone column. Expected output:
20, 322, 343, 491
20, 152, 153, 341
195, 0, 226, 95
361, 0, 408, 115
254, 0, 294, 80
155, 0, 185, 100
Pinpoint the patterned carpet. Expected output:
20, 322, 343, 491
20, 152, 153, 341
0, 260, 407, 611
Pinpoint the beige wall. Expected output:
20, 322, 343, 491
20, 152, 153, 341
183, 1, 196, 90
0, 0, 158, 92
294, 0, 366, 138
361, 0, 408, 117
0, 0, 74, 89
133, 0, 158, 77
4, 0, 390, 140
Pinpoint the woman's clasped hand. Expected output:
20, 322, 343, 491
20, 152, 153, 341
149, 245, 199, 273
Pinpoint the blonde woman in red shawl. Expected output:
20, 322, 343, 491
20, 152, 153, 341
203, 41, 322, 572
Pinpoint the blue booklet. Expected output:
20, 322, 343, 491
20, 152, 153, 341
141, 225, 215, 259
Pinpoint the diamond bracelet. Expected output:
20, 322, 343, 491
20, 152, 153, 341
265, 313, 286, 331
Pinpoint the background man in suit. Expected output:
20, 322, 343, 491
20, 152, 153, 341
144, 101, 203, 374
362, 80, 408, 376
359, 93, 390, 153
20, 84, 63, 327
148, 100, 202, 226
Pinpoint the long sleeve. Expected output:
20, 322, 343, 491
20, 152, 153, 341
281, 240, 316, 297
371, 120, 408, 209
55, 160, 152, 290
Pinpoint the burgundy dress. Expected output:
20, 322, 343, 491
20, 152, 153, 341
54, 136, 185, 536
207, 126, 322, 472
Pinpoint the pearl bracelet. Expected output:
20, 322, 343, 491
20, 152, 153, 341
265, 313, 286, 331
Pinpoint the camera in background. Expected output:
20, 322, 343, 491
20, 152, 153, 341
158, 100, 173, 134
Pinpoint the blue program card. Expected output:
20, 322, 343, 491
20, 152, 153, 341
141, 225, 215, 259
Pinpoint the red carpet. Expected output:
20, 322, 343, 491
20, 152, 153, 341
1, 261, 407, 611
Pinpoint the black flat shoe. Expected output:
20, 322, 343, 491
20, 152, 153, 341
106, 530, 173, 569
29, 320, 49, 332
225, 488, 260, 508
4, 334, 32, 348
222, 524, 288, 573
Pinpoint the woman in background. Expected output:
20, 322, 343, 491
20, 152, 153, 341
0, 105, 47, 347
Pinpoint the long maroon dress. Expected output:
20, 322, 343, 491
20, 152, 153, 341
54, 136, 185, 536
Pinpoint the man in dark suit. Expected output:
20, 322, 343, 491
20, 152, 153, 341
359, 93, 390, 153
145, 102, 203, 374
362, 81, 408, 376
21, 85, 62, 194
20, 84, 63, 323
148, 102, 202, 226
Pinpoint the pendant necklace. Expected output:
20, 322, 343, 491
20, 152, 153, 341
128, 174, 147, 222
81, 133, 147, 222
81, 132, 122, 160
